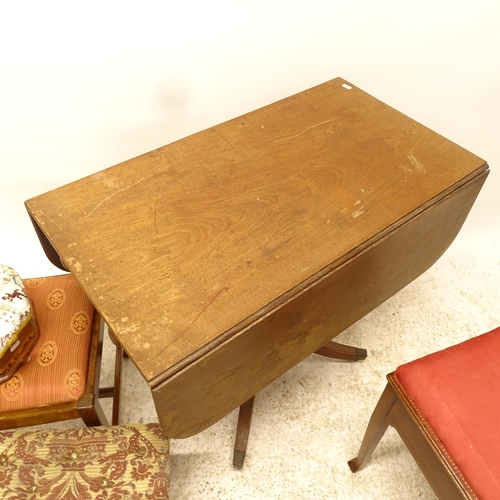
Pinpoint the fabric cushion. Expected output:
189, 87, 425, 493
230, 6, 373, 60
395, 326, 500, 500
0, 275, 94, 410
0, 423, 169, 499
0, 265, 33, 358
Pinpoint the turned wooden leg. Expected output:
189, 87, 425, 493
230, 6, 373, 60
315, 340, 367, 361
233, 396, 255, 468
348, 383, 397, 472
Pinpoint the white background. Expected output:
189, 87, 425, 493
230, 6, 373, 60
1, 0, 499, 275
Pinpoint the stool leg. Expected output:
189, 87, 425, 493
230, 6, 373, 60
348, 383, 397, 472
79, 395, 110, 426
111, 342, 123, 425
315, 341, 367, 361
233, 396, 255, 468
98, 327, 124, 425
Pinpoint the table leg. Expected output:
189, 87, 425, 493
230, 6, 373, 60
231, 341, 366, 468
233, 396, 255, 468
315, 341, 367, 361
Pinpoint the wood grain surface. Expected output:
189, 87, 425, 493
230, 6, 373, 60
151, 173, 487, 437
25, 77, 488, 388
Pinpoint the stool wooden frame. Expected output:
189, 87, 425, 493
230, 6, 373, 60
348, 373, 475, 500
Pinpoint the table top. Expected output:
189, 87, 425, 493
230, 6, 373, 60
25, 77, 487, 385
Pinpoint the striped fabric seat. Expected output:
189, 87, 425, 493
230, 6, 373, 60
0, 275, 95, 411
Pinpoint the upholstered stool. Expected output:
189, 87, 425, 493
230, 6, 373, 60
349, 326, 500, 500
0, 423, 169, 499
0, 274, 121, 429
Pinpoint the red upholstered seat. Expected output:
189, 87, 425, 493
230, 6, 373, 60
349, 326, 500, 499
395, 326, 500, 500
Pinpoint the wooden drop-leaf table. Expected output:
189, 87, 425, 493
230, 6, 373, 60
25, 78, 488, 464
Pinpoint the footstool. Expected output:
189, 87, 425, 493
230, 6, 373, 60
0, 423, 169, 499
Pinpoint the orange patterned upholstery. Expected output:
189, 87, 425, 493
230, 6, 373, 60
0, 423, 169, 499
0, 275, 94, 411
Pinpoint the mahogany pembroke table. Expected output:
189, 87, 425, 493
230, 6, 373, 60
25, 78, 488, 439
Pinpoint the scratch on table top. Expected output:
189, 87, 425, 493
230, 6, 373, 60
273, 119, 335, 143
351, 207, 366, 218
37, 210, 62, 229
152, 159, 171, 171
153, 287, 229, 359
154, 186, 162, 236
122, 324, 139, 334
85, 177, 145, 218
407, 153, 427, 173
216, 129, 236, 150
264, 221, 296, 250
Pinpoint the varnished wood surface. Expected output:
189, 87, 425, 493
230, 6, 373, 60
25, 77, 488, 385
151, 173, 487, 438
315, 341, 367, 361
